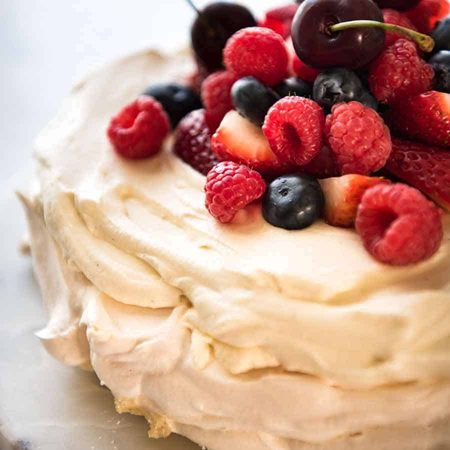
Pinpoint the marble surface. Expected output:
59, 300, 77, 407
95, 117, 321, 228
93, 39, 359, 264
0, 1, 282, 449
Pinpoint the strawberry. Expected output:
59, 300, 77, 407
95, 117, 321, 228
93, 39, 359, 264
405, 0, 450, 34
211, 111, 282, 172
385, 91, 450, 148
385, 138, 450, 211
319, 175, 387, 227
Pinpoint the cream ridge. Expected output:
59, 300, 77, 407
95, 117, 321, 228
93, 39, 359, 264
20, 49, 450, 449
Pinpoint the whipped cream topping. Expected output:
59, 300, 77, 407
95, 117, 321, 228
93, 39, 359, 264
20, 47, 450, 448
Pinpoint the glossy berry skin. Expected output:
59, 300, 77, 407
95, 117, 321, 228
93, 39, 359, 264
431, 15, 450, 51
274, 77, 312, 98
429, 50, 450, 92
142, 83, 201, 127
313, 68, 378, 111
291, 0, 385, 70
191, 2, 257, 72
262, 174, 324, 230
356, 183, 443, 265
231, 77, 280, 127
375, 0, 420, 10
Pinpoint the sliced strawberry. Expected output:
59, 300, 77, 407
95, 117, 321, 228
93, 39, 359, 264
211, 111, 281, 172
386, 91, 450, 148
320, 175, 388, 227
385, 138, 450, 211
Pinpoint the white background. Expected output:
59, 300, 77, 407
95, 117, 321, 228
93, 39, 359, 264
0, 1, 284, 449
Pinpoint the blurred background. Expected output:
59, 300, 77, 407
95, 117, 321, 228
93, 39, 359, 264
0, 1, 282, 449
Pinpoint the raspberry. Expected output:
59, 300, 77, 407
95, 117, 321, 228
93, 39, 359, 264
186, 62, 210, 95
368, 39, 434, 105
405, 0, 450, 33
259, 4, 298, 39
224, 27, 289, 86
355, 183, 443, 265
262, 97, 324, 166
107, 96, 170, 159
201, 70, 238, 131
292, 55, 321, 82
382, 9, 418, 47
173, 109, 218, 175
325, 101, 392, 175
204, 161, 266, 223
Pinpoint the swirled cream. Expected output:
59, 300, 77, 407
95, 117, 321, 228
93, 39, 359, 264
21, 49, 450, 450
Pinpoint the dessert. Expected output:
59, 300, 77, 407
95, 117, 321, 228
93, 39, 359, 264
20, 0, 450, 449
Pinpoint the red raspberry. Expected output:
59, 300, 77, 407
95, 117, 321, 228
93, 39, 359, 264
325, 101, 392, 175
259, 4, 298, 39
368, 39, 434, 105
201, 70, 238, 131
405, 0, 450, 33
382, 9, 418, 47
355, 183, 443, 265
262, 97, 324, 166
173, 109, 218, 175
292, 55, 321, 82
107, 96, 170, 159
204, 161, 266, 223
224, 27, 289, 86
186, 62, 210, 95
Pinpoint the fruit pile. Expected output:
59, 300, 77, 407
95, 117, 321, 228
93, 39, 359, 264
107, 0, 450, 266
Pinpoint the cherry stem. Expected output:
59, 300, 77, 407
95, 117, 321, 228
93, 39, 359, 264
185, 0, 201, 16
329, 20, 435, 52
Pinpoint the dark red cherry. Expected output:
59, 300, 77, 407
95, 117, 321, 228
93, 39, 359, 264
191, 2, 257, 72
374, 0, 421, 11
291, 0, 385, 69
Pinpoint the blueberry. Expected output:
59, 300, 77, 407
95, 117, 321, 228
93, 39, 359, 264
431, 15, 450, 52
231, 77, 280, 127
262, 174, 324, 230
274, 77, 312, 98
313, 68, 376, 111
142, 83, 202, 127
429, 50, 450, 93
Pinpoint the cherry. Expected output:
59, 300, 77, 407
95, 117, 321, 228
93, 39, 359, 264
190, 1, 257, 72
374, 0, 421, 10
291, 0, 435, 69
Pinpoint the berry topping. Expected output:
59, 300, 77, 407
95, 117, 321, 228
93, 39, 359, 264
313, 68, 378, 111
142, 82, 202, 127
320, 174, 387, 227
385, 138, 450, 211
262, 174, 324, 230
259, 3, 299, 39
375, 0, 420, 10
405, 0, 450, 33
292, 55, 321, 82
368, 39, 434, 104
201, 70, 238, 131
231, 77, 280, 127
107, 96, 170, 159
205, 161, 266, 223
224, 27, 289, 86
431, 14, 450, 52
173, 109, 218, 175
382, 9, 418, 47
429, 50, 450, 93
355, 183, 443, 265
385, 91, 450, 147
211, 111, 281, 172
262, 97, 324, 166
291, 0, 385, 70
274, 77, 312, 99
190, 2, 257, 72
325, 101, 392, 175
302, 145, 340, 178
